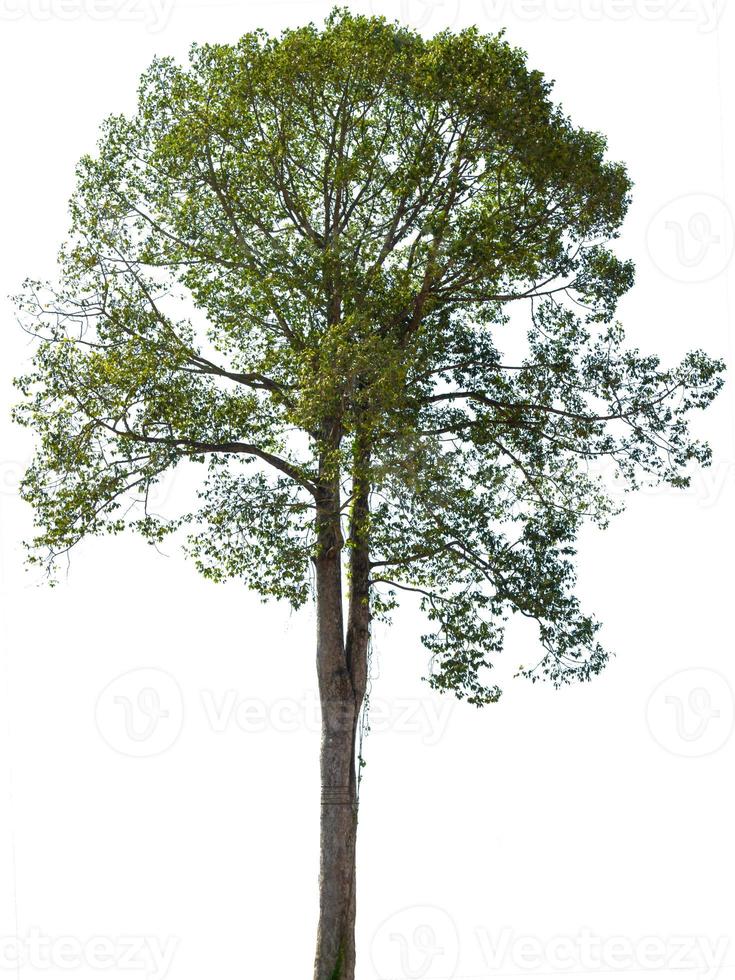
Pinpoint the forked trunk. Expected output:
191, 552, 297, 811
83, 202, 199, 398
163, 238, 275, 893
313, 473, 370, 980
314, 690, 360, 979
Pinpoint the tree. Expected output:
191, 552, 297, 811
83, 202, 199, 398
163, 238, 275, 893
13, 9, 723, 979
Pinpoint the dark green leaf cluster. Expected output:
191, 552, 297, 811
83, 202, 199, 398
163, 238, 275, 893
14, 8, 724, 700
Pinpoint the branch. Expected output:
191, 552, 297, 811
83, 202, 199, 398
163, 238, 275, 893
100, 423, 318, 496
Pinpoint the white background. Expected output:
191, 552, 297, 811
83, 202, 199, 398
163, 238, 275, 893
0, 1, 733, 978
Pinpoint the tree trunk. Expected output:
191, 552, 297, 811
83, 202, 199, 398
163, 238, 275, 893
313, 462, 370, 980
313, 686, 360, 980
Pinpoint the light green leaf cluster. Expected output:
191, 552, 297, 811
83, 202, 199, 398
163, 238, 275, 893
14, 8, 724, 699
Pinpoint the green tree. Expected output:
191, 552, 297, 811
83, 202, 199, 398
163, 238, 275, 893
14, 10, 723, 979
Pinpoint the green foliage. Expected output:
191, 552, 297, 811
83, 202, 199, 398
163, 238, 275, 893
14, 8, 723, 700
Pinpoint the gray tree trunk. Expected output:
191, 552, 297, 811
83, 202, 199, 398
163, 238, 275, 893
313, 473, 370, 980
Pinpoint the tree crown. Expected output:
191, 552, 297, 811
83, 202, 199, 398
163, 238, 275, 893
15, 8, 724, 702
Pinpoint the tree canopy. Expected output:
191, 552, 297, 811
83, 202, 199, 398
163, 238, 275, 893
14, 8, 724, 704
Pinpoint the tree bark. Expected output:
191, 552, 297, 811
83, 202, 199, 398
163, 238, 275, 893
313, 452, 370, 980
